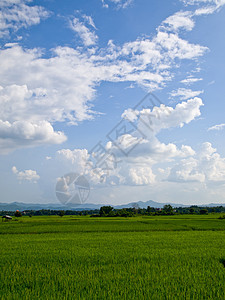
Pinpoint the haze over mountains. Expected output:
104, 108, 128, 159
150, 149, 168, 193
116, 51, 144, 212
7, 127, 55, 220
0, 200, 224, 211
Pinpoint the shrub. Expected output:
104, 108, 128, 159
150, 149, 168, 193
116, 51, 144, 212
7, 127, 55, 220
58, 210, 65, 217
14, 210, 22, 217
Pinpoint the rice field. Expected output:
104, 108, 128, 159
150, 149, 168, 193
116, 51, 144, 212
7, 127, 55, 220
1, 215, 225, 299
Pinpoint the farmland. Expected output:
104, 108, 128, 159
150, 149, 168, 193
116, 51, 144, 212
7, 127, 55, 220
1, 215, 225, 299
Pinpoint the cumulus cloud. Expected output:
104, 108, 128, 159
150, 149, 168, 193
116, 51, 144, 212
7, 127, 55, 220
55, 97, 202, 186
12, 166, 40, 183
55, 148, 113, 185
0, 2, 212, 154
123, 97, 203, 134
0, 0, 49, 37
56, 149, 89, 173
128, 167, 156, 185
0, 47, 98, 125
168, 142, 225, 183
0, 15, 208, 155
51, 93, 225, 192
0, 120, 66, 154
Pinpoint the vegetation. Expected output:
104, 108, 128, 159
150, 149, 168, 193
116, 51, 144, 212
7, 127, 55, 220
1, 204, 225, 218
14, 210, 22, 217
1, 214, 225, 298
58, 210, 65, 217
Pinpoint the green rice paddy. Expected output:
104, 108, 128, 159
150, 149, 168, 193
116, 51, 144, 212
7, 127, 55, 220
1, 215, 225, 299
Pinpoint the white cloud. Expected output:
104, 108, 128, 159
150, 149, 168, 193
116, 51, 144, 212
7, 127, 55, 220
49, 92, 225, 198
128, 167, 156, 185
0, 120, 66, 154
0, 0, 49, 37
70, 16, 98, 46
101, 0, 132, 9
105, 99, 201, 174
161, 11, 195, 32
122, 97, 203, 135
101, 0, 109, 8
168, 157, 206, 182
168, 142, 225, 183
194, 5, 219, 14
0, 5, 210, 154
182, 0, 212, 3
170, 88, 203, 100
55, 98, 202, 186
56, 148, 89, 173
208, 123, 225, 131
108, 31, 207, 90
141, 97, 203, 131
180, 0, 225, 15
0, 47, 98, 125
181, 0, 224, 5
154, 31, 207, 60
55, 148, 110, 185
12, 166, 40, 183
0, 26, 207, 150
83, 15, 97, 30
180, 77, 203, 85
121, 108, 139, 122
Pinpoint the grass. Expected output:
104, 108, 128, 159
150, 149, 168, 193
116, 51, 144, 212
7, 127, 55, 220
1, 215, 225, 299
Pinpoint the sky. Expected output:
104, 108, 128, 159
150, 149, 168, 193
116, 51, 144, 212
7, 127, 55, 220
0, 0, 225, 206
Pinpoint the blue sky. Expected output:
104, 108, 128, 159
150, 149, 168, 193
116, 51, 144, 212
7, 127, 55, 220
0, 0, 225, 206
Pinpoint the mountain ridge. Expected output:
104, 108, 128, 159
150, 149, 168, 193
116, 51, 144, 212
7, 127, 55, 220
0, 200, 224, 211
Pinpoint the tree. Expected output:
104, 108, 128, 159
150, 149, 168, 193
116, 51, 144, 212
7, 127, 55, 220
163, 205, 173, 214
99, 206, 113, 216
200, 209, 208, 215
189, 208, 195, 214
14, 210, 22, 217
147, 206, 155, 214
132, 203, 139, 214
147, 206, 151, 214
59, 210, 65, 217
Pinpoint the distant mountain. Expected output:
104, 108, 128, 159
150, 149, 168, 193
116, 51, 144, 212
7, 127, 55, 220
1, 200, 225, 211
0, 202, 66, 211
0, 201, 105, 211
0, 200, 180, 211
114, 200, 186, 209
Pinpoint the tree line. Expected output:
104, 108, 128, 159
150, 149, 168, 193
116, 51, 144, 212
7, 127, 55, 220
1, 204, 225, 217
